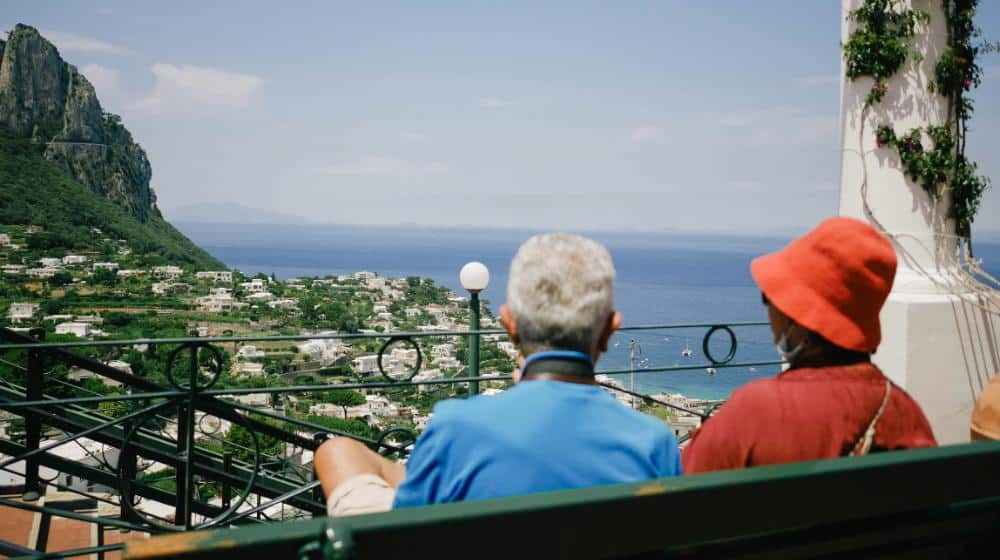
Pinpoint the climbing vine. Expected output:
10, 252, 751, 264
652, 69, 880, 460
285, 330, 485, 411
844, 0, 991, 238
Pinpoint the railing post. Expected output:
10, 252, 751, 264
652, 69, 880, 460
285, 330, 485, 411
468, 292, 480, 396
120, 388, 137, 525
175, 344, 199, 529
22, 328, 45, 501
221, 451, 232, 510
175, 400, 190, 526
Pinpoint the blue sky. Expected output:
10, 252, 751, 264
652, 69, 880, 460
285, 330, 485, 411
4, 1, 1000, 234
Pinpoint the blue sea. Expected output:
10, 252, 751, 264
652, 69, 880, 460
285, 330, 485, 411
177, 222, 1000, 401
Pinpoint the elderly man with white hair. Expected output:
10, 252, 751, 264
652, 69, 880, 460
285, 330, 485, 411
314, 233, 681, 516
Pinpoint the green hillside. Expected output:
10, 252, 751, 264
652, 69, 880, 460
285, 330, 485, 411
0, 133, 224, 269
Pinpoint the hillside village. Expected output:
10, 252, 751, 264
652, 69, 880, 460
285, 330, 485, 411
0, 222, 704, 514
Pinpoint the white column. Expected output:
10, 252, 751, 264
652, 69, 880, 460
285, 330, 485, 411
838, 0, 1000, 444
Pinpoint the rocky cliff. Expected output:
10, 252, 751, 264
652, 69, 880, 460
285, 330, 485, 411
0, 24, 155, 222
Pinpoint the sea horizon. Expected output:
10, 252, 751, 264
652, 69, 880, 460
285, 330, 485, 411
177, 221, 1000, 401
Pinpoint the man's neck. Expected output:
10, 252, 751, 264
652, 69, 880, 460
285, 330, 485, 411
521, 372, 597, 385
520, 350, 596, 384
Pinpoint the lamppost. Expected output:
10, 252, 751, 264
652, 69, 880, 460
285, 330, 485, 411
460, 262, 490, 396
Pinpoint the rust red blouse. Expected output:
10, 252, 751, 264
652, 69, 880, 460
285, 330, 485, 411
682, 362, 937, 474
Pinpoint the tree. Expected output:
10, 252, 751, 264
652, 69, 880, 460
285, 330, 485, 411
98, 400, 128, 418
49, 271, 73, 287
306, 415, 375, 440
224, 421, 283, 464
93, 267, 117, 287
320, 389, 367, 418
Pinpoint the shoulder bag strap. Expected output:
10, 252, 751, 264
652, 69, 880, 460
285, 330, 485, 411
850, 379, 892, 457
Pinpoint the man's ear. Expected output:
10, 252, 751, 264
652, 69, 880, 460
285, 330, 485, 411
597, 311, 623, 355
499, 304, 519, 346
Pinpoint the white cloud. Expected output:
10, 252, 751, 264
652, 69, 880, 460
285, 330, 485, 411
80, 63, 119, 97
630, 126, 661, 143
318, 157, 450, 177
41, 29, 130, 55
132, 64, 262, 112
798, 74, 840, 87
480, 98, 511, 108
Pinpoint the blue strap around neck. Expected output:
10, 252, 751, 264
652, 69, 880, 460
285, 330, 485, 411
522, 350, 594, 377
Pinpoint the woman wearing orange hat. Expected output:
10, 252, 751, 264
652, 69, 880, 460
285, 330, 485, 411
683, 217, 936, 473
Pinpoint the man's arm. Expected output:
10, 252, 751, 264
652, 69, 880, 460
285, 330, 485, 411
314, 437, 406, 499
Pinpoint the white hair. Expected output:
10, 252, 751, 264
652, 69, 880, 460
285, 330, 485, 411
507, 233, 616, 355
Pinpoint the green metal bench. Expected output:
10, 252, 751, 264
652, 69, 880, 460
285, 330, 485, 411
126, 440, 1000, 559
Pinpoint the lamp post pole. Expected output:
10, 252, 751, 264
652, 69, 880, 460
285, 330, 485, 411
460, 262, 490, 398
468, 291, 481, 396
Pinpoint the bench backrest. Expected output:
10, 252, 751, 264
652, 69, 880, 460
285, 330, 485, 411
127, 440, 1000, 559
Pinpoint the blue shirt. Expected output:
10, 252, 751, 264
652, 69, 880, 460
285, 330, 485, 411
393, 380, 682, 508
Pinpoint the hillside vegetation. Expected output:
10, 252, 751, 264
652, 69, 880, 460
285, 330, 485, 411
0, 133, 223, 269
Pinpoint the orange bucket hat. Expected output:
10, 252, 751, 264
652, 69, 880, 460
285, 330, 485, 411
750, 217, 897, 353
971, 374, 1000, 440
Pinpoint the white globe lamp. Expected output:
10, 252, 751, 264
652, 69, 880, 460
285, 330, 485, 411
459, 261, 490, 294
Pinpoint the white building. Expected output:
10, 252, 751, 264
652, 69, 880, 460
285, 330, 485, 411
241, 279, 268, 293
433, 356, 461, 370
44, 314, 74, 323
412, 368, 444, 392
0, 234, 10, 246
152, 265, 183, 279
230, 393, 269, 407
497, 340, 518, 356
55, 322, 92, 338
39, 257, 62, 268
352, 355, 380, 375
246, 291, 276, 303
151, 281, 172, 295
296, 335, 347, 366
196, 271, 233, 283
236, 362, 265, 377
26, 267, 58, 278
67, 366, 124, 387
237, 345, 266, 360
116, 269, 142, 278
8, 302, 40, 323
365, 395, 390, 416
267, 298, 298, 310
107, 360, 132, 375
93, 262, 119, 271
308, 403, 346, 419
197, 294, 235, 312
1, 264, 25, 275
61, 255, 87, 265
431, 344, 455, 358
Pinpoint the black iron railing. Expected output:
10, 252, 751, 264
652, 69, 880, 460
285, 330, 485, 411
0, 321, 780, 558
